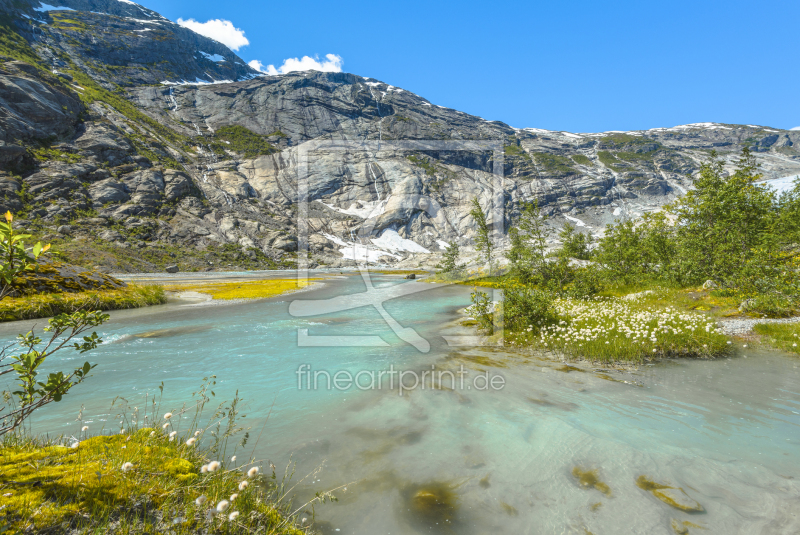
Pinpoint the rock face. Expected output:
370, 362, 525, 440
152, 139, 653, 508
1, 0, 800, 271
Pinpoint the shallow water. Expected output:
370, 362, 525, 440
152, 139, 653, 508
2, 274, 799, 534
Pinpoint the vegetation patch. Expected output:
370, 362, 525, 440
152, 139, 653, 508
571, 154, 593, 166
162, 278, 319, 300
209, 125, 277, 159
532, 152, 576, 175
753, 322, 800, 354
0, 427, 304, 534
598, 133, 655, 149
597, 150, 624, 170
0, 284, 166, 321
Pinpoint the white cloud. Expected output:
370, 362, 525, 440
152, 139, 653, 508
791, 126, 800, 131
177, 18, 249, 51
249, 54, 343, 75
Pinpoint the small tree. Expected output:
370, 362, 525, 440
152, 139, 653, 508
470, 197, 494, 274
556, 222, 593, 260
436, 241, 464, 275
508, 200, 550, 282
0, 211, 50, 300
0, 211, 109, 435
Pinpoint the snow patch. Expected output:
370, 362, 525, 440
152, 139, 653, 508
320, 199, 387, 219
160, 78, 234, 86
563, 215, 589, 228
436, 240, 451, 250
759, 175, 799, 195
34, 3, 74, 11
199, 51, 226, 62
612, 207, 622, 216
371, 230, 430, 254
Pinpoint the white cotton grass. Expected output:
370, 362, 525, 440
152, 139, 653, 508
169, 431, 177, 441
81, 425, 88, 432
121, 462, 133, 472
201, 464, 209, 473
194, 430, 201, 437
162, 422, 170, 429
229, 493, 238, 501
247, 466, 259, 478
230, 455, 236, 462
216, 500, 230, 513
238, 480, 249, 491
163, 412, 173, 420
186, 437, 196, 446
529, 295, 728, 361
228, 511, 240, 521
207, 461, 221, 472
195, 495, 207, 506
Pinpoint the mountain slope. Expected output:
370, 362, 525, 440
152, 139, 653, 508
1, 0, 799, 272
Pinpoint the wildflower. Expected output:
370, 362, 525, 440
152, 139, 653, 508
208, 461, 221, 472
231, 455, 236, 462
238, 480, 249, 491
230, 493, 238, 501
169, 431, 177, 441
162, 422, 170, 429
81, 426, 89, 432
121, 462, 133, 472
195, 495, 207, 506
186, 437, 196, 446
652, 349, 657, 353
201, 464, 209, 473
216, 500, 230, 513
194, 430, 201, 437
229, 511, 240, 521
247, 466, 259, 478
164, 412, 173, 420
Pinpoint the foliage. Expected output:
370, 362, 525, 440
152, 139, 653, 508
597, 151, 624, 171
0, 284, 166, 321
501, 281, 559, 334
470, 197, 494, 274
467, 289, 494, 334
407, 154, 437, 176
0, 14, 47, 70
0, 211, 50, 300
593, 148, 800, 317
508, 201, 549, 283
0, 310, 108, 434
556, 222, 593, 260
435, 241, 464, 274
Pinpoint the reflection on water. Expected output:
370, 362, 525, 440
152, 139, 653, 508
2, 274, 799, 534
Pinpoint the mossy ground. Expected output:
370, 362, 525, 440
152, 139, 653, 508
0, 430, 304, 534
163, 279, 320, 300
0, 284, 166, 321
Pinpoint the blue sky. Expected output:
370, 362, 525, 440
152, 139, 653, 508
145, 0, 799, 133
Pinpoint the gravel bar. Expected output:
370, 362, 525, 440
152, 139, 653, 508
718, 316, 800, 335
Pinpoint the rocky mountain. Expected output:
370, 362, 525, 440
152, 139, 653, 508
1, 0, 799, 272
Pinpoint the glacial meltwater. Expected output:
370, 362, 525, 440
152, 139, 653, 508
3, 273, 799, 534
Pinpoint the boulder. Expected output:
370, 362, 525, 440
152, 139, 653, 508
165, 265, 179, 273
11, 258, 127, 295
702, 280, 717, 290
405, 273, 416, 279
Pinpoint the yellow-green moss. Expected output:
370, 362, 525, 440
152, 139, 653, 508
572, 467, 611, 496
0, 430, 304, 534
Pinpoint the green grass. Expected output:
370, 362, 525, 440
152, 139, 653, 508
753, 323, 800, 354
504, 144, 531, 160
532, 152, 576, 175
571, 154, 593, 166
0, 15, 48, 71
31, 146, 84, 164
407, 154, 437, 176
0, 284, 166, 321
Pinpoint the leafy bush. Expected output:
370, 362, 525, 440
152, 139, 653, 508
502, 281, 559, 334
